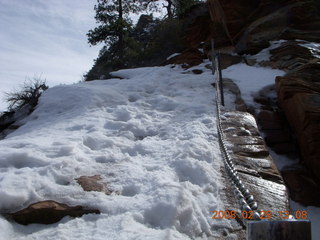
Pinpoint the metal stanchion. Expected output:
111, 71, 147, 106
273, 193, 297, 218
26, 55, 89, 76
217, 52, 224, 106
211, 39, 215, 75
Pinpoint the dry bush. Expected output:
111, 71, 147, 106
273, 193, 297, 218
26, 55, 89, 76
5, 78, 48, 111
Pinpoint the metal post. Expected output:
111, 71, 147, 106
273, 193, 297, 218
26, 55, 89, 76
217, 52, 224, 106
211, 39, 215, 75
247, 220, 311, 240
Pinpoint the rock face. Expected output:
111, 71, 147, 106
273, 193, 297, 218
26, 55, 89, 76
221, 111, 289, 220
0, 112, 15, 133
257, 110, 296, 155
250, 40, 320, 206
222, 78, 247, 111
10, 200, 100, 225
165, 49, 205, 68
235, 1, 320, 54
219, 54, 243, 70
178, 0, 320, 68
275, 51, 320, 183
269, 41, 317, 71
0, 109, 22, 140
282, 169, 320, 207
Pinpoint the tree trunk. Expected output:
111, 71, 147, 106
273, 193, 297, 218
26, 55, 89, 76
118, 0, 124, 62
167, 0, 173, 19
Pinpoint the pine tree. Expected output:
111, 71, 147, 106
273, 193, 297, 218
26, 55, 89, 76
87, 0, 141, 62
140, 0, 200, 19
141, 0, 175, 18
175, 0, 200, 18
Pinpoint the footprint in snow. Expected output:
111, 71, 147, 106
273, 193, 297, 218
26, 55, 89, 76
114, 109, 131, 122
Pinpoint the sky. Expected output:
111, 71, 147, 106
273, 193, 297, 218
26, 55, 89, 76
0, 0, 101, 111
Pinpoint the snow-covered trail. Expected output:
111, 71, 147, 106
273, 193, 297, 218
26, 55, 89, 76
0, 64, 232, 239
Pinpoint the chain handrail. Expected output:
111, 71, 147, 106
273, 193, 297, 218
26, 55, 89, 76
213, 50, 261, 221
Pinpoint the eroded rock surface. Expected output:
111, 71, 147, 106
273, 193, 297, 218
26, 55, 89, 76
10, 200, 100, 225
76, 175, 112, 194
221, 111, 289, 220
275, 47, 320, 183
282, 169, 320, 207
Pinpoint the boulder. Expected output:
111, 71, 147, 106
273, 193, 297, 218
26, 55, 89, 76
191, 69, 203, 74
278, 92, 320, 181
273, 142, 296, 155
287, 63, 320, 82
0, 112, 15, 132
271, 39, 320, 185
219, 53, 242, 69
10, 200, 100, 225
267, 41, 317, 71
257, 110, 283, 130
264, 129, 292, 146
164, 49, 205, 68
235, 3, 298, 54
184, 0, 259, 49
221, 78, 247, 111
279, 1, 320, 42
270, 42, 314, 61
281, 28, 320, 43
282, 93, 320, 134
276, 74, 320, 108
235, 1, 320, 54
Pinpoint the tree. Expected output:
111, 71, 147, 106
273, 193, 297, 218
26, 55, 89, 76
140, 0, 200, 19
87, 0, 141, 62
175, 0, 200, 18
85, 0, 202, 80
139, 0, 174, 19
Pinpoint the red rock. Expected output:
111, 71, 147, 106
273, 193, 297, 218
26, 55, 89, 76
283, 94, 320, 134
273, 142, 296, 154
264, 129, 291, 146
11, 200, 100, 225
276, 76, 319, 107
270, 41, 315, 69
165, 49, 204, 68
191, 69, 203, 74
257, 110, 283, 130
76, 175, 111, 194
219, 53, 242, 69
282, 170, 320, 207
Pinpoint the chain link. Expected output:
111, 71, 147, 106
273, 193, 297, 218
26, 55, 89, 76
214, 54, 261, 221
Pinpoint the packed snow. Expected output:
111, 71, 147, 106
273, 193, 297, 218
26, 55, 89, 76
1, 41, 319, 239
0, 64, 237, 239
222, 64, 285, 107
244, 40, 287, 63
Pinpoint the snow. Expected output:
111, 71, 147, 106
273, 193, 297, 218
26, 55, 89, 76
1, 39, 319, 239
298, 41, 320, 58
0, 64, 234, 239
222, 63, 285, 107
245, 40, 287, 63
166, 53, 181, 61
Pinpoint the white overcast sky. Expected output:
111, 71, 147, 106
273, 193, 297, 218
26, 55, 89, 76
0, 0, 101, 111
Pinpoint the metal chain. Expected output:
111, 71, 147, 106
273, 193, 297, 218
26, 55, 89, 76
213, 53, 261, 221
